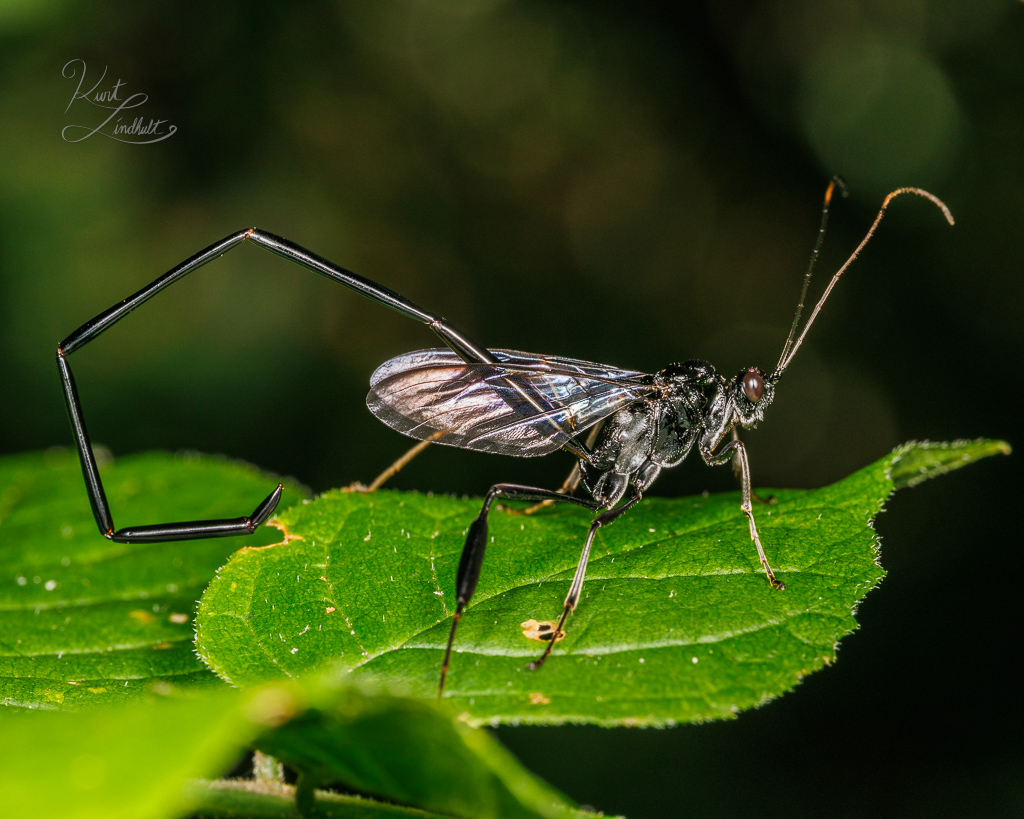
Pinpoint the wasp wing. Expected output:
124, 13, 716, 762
366, 348, 655, 457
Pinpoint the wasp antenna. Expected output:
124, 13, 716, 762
774, 186, 954, 377
775, 176, 848, 374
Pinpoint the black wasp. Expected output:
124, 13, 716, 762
57, 180, 953, 696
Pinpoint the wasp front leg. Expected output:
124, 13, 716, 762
731, 429, 776, 506
702, 438, 785, 590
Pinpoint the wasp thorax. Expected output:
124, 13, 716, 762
742, 369, 765, 403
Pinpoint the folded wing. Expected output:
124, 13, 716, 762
366, 348, 654, 457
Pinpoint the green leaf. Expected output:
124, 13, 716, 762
0, 685, 255, 819
0, 677, 590, 819
195, 439, 1008, 726
0, 449, 309, 710
886, 438, 1011, 489
255, 679, 589, 819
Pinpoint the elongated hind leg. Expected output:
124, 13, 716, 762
438, 484, 599, 698
527, 491, 643, 671
704, 438, 785, 590
58, 229, 499, 543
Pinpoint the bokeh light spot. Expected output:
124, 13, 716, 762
799, 35, 961, 192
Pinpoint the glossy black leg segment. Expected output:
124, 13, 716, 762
110, 484, 283, 543
437, 484, 599, 698
57, 351, 112, 535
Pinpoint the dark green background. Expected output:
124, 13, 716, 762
0, 2, 1019, 816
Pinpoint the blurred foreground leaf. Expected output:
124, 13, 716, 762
196, 439, 1008, 726
0, 677, 589, 819
0, 449, 309, 710
0, 685, 250, 819
255, 681, 588, 819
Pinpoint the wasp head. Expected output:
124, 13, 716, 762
729, 367, 775, 427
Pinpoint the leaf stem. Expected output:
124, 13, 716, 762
183, 778, 448, 818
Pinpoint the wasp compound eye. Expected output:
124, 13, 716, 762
742, 370, 765, 403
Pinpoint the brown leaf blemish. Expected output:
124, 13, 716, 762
240, 519, 303, 552
521, 619, 565, 643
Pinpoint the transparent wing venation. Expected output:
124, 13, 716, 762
366, 348, 655, 457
